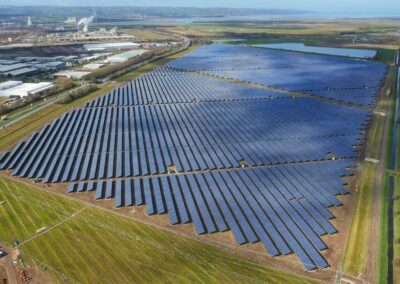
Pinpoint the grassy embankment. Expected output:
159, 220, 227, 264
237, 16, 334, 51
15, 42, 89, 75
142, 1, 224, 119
342, 163, 377, 275
393, 176, 400, 284
0, 176, 315, 284
376, 64, 398, 284
342, 64, 396, 278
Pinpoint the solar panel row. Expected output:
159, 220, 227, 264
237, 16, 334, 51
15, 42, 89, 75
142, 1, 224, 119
68, 160, 354, 270
0, 98, 367, 183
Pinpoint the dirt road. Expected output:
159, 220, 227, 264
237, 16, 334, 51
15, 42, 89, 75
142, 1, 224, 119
0, 243, 18, 284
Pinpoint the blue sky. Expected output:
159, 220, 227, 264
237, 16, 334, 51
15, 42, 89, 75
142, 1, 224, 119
3, 0, 400, 13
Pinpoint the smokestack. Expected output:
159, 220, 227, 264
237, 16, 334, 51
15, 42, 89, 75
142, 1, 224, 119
27, 16, 33, 27
77, 15, 94, 34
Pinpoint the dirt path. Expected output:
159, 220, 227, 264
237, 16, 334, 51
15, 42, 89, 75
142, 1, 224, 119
0, 243, 18, 284
18, 207, 88, 247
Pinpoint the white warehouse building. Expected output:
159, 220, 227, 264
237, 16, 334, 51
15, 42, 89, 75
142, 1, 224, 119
0, 81, 54, 98
84, 42, 140, 52
105, 49, 148, 64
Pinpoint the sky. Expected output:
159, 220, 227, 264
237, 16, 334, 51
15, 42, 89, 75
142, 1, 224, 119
2, 0, 400, 13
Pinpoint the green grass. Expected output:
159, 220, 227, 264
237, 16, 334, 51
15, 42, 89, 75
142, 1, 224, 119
376, 66, 397, 283
394, 176, 400, 284
343, 163, 377, 276
0, 176, 314, 284
22, 208, 315, 284
0, 177, 83, 245
377, 173, 390, 284
377, 49, 396, 64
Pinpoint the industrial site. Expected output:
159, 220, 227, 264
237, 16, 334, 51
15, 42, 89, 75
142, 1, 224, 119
0, 3, 399, 284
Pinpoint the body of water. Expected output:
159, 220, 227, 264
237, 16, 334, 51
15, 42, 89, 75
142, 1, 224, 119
253, 43, 377, 58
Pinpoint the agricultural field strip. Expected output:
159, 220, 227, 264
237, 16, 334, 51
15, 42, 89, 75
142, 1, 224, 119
166, 45, 388, 106
0, 45, 383, 271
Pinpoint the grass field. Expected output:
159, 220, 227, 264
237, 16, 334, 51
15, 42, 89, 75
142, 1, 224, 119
376, 65, 398, 283
394, 176, 400, 284
342, 163, 376, 276
377, 49, 397, 64
0, 177, 83, 245
166, 18, 400, 40
342, 63, 397, 281
377, 173, 390, 284
0, 176, 315, 284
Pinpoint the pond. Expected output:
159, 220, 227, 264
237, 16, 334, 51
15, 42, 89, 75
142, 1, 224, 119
253, 43, 377, 58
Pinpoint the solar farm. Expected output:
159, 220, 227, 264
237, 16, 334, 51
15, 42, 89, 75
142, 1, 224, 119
0, 44, 388, 271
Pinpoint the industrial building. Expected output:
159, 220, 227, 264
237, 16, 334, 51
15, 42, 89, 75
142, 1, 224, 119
105, 49, 147, 64
4, 67, 40, 77
78, 53, 111, 64
0, 63, 30, 74
82, 63, 105, 70
84, 42, 140, 52
34, 61, 65, 71
53, 70, 90, 79
0, 81, 54, 98
0, 59, 18, 65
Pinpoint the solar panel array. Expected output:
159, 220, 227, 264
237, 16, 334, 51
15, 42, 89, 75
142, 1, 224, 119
0, 98, 366, 183
167, 45, 388, 106
68, 160, 354, 271
85, 68, 286, 107
0, 44, 385, 271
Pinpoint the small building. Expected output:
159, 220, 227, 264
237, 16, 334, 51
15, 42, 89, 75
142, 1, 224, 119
105, 49, 147, 64
53, 70, 90, 79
